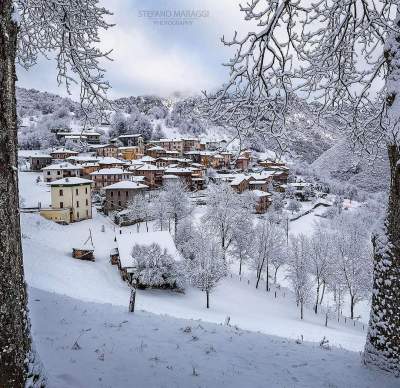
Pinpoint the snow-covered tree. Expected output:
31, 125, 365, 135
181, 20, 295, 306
110, 111, 127, 138
162, 180, 191, 237
251, 217, 285, 291
1, 1, 112, 385
230, 214, 256, 276
288, 235, 313, 320
206, 1, 400, 372
149, 190, 169, 232
332, 214, 373, 320
148, 105, 167, 120
131, 243, 184, 290
202, 183, 241, 255
152, 123, 166, 140
271, 192, 285, 213
186, 229, 227, 308
308, 227, 332, 313
287, 199, 300, 215
126, 112, 153, 140
126, 194, 149, 232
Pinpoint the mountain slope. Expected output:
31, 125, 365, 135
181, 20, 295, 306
311, 140, 389, 192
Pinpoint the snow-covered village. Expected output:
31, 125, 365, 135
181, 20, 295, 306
1, 1, 400, 388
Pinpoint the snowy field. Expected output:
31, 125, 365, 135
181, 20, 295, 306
29, 288, 399, 388
19, 171, 396, 387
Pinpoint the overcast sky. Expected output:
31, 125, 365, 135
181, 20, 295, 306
17, 0, 250, 100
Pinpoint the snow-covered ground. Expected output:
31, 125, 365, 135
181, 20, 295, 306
21, 172, 367, 350
29, 288, 399, 388
19, 171, 397, 387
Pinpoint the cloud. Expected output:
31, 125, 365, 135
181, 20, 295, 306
17, 0, 254, 98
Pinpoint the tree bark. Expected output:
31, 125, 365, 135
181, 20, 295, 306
350, 295, 355, 320
364, 144, 400, 375
319, 281, 325, 305
314, 282, 320, 314
0, 2, 31, 386
206, 290, 210, 309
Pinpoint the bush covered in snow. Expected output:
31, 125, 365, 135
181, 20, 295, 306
131, 243, 184, 290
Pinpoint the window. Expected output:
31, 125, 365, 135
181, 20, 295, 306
75, 188, 79, 195
57, 170, 61, 175
118, 201, 121, 206
85, 199, 88, 206
60, 201, 64, 208
76, 201, 79, 208
85, 187, 88, 194
118, 191, 120, 196
77, 212, 79, 219
126, 191, 128, 197
59, 189, 63, 196
86, 210, 89, 217
111, 191, 113, 197
47, 171, 50, 176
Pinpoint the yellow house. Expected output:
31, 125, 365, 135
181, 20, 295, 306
41, 177, 93, 223
118, 146, 144, 161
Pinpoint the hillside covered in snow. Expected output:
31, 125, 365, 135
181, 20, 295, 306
17, 88, 342, 163
311, 140, 389, 193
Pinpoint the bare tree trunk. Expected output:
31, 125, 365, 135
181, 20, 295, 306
350, 295, 355, 320
255, 268, 261, 289
239, 255, 242, 276
206, 290, 210, 309
314, 282, 320, 314
174, 213, 178, 237
273, 266, 279, 284
300, 301, 304, 320
319, 281, 326, 305
129, 287, 136, 313
265, 261, 269, 292
364, 144, 400, 375
0, 3, 31, 386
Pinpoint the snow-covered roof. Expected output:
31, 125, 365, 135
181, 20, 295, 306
136, 164, 163, 171
131, 176, 146, 182
252, 190, 272, 198
48, 177, 93, 186
230, 175, 248, 186
165, 150, 180, 154
42, 162, 82, 171
139, 155, 156, 162
147, 146, 165, 151
165, 167, 192, 174
57, 130, 101, 136
98, 157, 127, 165
118, 134, 143, 138
159, 138, 183, 142
64, 135, 87, 139
116, 231, 182, 268
90, 143, 115, 149
249, 180, 267, 185
103, 181, 148, 190
90, 168, 130, 175
66, 156, 99, 163
250, 172, 273, 180
50, 148, 78, 155
28, 152, 52, 158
